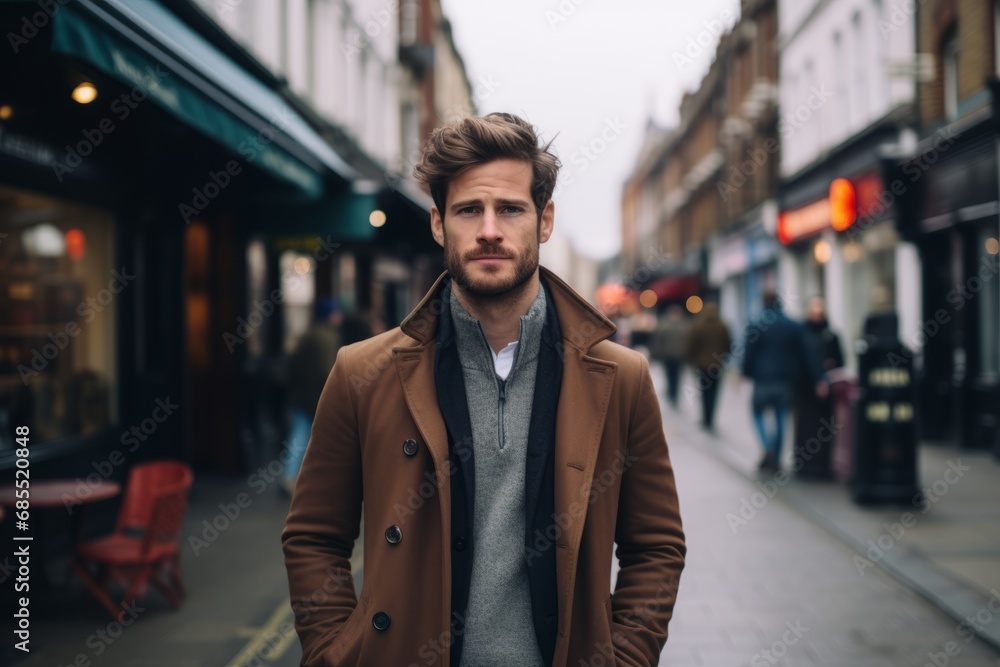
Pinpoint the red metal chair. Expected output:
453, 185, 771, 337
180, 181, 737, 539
71, 460, 193, 620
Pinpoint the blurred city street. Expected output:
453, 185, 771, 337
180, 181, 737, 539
2, 365, 997, 666
1, 0, 999, 664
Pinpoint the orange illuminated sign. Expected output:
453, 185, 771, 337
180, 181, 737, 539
778, 198, 830, 244
778, 177, 859, 244
829, 178, 857, 231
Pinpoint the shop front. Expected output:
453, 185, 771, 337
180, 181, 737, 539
708, 204, 779, 335
890, 113, 1000, 452
777, 142, 922, 380
0, 0, 368, 481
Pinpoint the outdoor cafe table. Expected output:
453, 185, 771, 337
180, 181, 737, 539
0, 479, 121, 591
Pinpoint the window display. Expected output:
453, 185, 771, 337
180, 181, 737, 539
0, 185, 118, 448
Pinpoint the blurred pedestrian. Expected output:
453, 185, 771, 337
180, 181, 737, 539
684, 302, 731, 431
628, 307, 657, 353
341, 312, 374, 346
282, 112, 685, 667
742, 290, 825, 471
281, 297, 342, 495
650, 305, 688, 408
793, 296, 843, 478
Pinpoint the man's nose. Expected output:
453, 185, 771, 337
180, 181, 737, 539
477, 210, 503, 244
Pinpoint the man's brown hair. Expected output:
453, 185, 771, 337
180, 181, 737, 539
412, 112, 561, 219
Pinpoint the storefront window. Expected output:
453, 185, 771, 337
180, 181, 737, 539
280, 250, 316, 354
0, 185, 118, 449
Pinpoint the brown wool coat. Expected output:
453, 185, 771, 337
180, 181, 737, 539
281, 267, 686, 667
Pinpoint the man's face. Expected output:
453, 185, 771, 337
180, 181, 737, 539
431, 158, 554, 298
808, 297, 826, 322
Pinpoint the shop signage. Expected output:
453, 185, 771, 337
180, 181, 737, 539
778, 177, 858, 244
0, 124, 56, 167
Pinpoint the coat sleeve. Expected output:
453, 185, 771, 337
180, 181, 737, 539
281, 345, 363, 667
611, 354, 687, 666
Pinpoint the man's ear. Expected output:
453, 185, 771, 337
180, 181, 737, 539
539, 199, 555, 244
430, 206, 445, 248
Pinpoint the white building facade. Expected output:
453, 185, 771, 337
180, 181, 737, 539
198, 0, 403, 172
777, 0, 921, 371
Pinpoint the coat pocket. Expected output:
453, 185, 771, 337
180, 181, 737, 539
324, 589, 370, 667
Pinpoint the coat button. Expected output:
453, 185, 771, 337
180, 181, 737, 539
372, 611, 391, 631
385, 525, 402, 544
451, 612, 465, 633
452, 535, 466, 551
403, 438, 419, 456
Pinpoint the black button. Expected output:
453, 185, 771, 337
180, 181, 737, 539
385, 525, 402, 544
372, 611, 391, 631
451, 613, 464, 632
452, 536, 466, 551
403, 438, 419, 456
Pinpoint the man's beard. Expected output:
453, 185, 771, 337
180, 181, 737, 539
443, 232, 539, 298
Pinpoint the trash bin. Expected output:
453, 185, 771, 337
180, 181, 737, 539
851, 313, 921, 506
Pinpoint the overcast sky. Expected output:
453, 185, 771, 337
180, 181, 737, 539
440, 0, 740, 260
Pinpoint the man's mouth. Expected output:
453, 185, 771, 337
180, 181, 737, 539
469, 254, 511, 262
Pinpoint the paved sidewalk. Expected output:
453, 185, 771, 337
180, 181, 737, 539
6, 473, 363, 667
658, 362, 1000, 653
658, 417, 1000, 666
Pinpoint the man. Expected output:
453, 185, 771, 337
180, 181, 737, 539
282, 113, 686, 667
281, 297, 342, 496
742, 290, 825, 471
649, 304, 688, 408
794, 296, 843, 478
683, 302, 731, 432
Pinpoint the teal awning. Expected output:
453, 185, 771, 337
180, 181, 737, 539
246, 191, 378, 242
52, 0, 357, 199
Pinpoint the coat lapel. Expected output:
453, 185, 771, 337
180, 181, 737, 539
539, 268, 618, 662
394, 273, 454, 644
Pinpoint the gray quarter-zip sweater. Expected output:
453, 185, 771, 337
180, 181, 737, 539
450, 284, 546, 667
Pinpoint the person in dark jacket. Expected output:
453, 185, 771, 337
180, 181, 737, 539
684, 302, 731, 431
742, 290, 825, 471
793, 296, 844, 478
650, 305, 689, 408
281, 297, 342, 494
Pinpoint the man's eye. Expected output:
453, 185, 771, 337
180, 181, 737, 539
458, 207, 479, 215
501, 206, 523, 214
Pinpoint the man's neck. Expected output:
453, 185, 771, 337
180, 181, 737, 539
451, 272, 540, 354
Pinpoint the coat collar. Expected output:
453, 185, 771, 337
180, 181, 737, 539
400, 266, 616, 354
